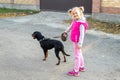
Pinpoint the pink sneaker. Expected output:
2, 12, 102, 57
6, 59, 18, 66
79, 67, 86, 72
67, 70, 79, 77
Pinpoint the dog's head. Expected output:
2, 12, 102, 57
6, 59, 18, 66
68, 6, 84, 20
32, 31, 44, 41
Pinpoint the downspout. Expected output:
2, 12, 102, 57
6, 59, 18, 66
99, 0, 102, 13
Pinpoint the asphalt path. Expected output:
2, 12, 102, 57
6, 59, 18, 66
0, 11, 120, 80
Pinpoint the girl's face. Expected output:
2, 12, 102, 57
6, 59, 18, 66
69, 7, 83, 20
71, 11, 80, 20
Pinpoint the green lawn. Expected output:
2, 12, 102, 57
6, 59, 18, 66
0, 8, 40, 14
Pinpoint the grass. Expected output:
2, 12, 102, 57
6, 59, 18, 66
0, 8, 39, 13
0, 8, 40, 18
63, 17, 120, 34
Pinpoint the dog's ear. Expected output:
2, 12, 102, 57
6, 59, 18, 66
33, 31, 41, 36
33, 32, 38, 36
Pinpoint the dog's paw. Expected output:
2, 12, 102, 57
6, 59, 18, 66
63, 60, 66, 62
42, 59, 46, 61
56, 63, 60, 65
56, 61, 60, 65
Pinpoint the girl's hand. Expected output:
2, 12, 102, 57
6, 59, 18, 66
77, 45, 81, 49
77, 43, 82, 49
61, 32, 68, 41
63, 32, 67, 37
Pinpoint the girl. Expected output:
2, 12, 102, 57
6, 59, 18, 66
63, 6, 88, 76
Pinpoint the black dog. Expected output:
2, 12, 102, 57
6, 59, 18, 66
32, 31, 70, 65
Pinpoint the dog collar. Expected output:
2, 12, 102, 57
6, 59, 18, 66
38, 38, 45, 42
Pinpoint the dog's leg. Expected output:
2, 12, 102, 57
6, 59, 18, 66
55, 50, 61, 65
43, 50, 48, 61
63, 54, 66, 62
61, 49, 67, 62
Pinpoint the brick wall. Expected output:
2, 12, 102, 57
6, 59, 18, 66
0, 0, 40, 10
92, 0, 101, 13
102, 0, 120, 7
0, 0, 10, 3
14, 0, 36, 5
92, 0, 120, 14
101, 0, 120, 14
0, 0, 38, 5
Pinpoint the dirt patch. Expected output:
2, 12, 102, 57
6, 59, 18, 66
63, 17, 120, 34
0, 13, 28, 18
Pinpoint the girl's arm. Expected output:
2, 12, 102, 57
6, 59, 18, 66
78, 24, 85, 47
64, 22, 73, 33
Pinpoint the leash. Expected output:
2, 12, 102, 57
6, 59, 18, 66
53, 33, 68, 41
53, 32, 68, 39
53, 36, 61, 38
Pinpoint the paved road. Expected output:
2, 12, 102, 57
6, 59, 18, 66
0, 11, 120, 80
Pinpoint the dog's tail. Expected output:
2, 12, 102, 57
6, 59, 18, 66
61, 49, 70, 56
